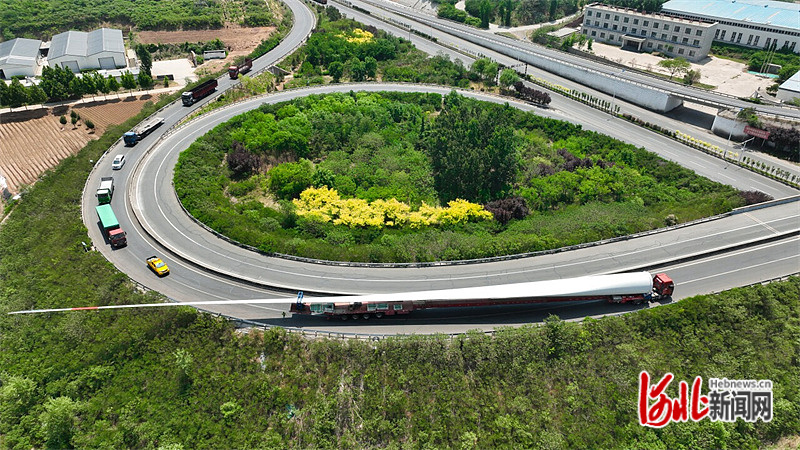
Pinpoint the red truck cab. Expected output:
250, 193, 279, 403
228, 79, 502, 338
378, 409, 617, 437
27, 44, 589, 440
653, 273, 674, 297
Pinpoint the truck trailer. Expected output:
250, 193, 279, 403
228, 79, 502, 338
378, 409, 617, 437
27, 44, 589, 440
181, 79, 218, 106
95, 177, 114, 204
95, 204, 127, 248
290, 272, 674, 319
123, 116, 165, 146
229, 58, 253, 79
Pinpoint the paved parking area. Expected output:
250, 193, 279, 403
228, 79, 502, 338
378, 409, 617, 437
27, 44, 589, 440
586, 41, 776, 98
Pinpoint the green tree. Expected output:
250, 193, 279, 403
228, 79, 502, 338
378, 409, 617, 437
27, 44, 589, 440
28, 84, 47, 104
658, 57, 691, 80
120, 71, 137, 92
59, 115, 67, 126
136, 43, 153, 76
0, 79, 7, 106
424, 92, 516, 203
364, 56, 378, 79
498, 68, 520, 90
479, 0, 492, 28
137, 71, 154, 89
268, 159, 314, 200
683, 69, 701, 85
347, 57, 366, 82
0, 376, 37, 430
39, 65, 75, 101
39, 396, 81, 449
107, 75, 120, 92
4, 78, 29, 107
328, 61, 344, 82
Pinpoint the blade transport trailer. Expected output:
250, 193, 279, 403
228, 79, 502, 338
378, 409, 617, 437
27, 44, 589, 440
290, 272, 674, 319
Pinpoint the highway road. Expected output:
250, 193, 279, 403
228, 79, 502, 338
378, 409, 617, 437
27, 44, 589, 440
347, 0, 800, 119
79, 0, 799, 335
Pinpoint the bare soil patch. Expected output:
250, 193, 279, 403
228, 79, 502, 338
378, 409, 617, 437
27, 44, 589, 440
0, 94, 161, 193
136, 24, 276, 76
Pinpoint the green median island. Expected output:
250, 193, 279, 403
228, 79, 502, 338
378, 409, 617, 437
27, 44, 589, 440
174, 91, 753, 263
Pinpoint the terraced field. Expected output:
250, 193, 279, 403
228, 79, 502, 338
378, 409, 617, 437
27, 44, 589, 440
0, 95, 157, 193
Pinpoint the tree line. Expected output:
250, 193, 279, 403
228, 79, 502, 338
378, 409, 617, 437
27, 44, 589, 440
0, 65, 156, 108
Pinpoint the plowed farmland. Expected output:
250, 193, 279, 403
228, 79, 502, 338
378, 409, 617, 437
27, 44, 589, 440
0, 95, 159, 193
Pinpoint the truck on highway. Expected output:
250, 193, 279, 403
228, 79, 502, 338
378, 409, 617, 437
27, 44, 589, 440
123, 116, 165, 146
290, 272, 674, 320
228, 58, 253, 79
96, 177, 114, 205
95, 204, 127, 248
181, 79, 218, 106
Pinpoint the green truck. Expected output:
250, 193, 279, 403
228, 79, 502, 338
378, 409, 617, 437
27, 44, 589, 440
95, 204, 127, 248
96, 177, 114, 204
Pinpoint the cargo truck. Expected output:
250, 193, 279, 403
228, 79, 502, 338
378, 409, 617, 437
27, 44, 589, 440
228, 58, 253, 79
290, 272, 675, 319
181, 79, 218, 106
95, 177, 114, 205
95, 204, 127, 248
123, 116, 165, 146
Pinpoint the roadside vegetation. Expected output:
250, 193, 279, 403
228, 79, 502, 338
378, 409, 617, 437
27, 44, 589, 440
174, 90, 746, 263
0, 154, 797, 448
0, 0, 283, 40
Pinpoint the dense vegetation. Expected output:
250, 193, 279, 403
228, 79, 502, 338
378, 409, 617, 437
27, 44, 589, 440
0, 66, 154, 108
174, 91, 745, 262
0, 0, 283, 40
1, 148, 797, 448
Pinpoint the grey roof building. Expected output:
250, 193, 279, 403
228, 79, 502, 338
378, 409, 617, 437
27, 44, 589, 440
49, 28, 126, 73
661, 0, 799, 53
0, 38, 43, 78
777, 70, 800, 102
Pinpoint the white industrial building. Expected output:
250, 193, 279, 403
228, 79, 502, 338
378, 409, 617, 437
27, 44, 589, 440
582, 3, 718, 62
777, 70, 800, 103
661, 0, 800, 53
48, 28, 126, 73
0, 38, 43, 78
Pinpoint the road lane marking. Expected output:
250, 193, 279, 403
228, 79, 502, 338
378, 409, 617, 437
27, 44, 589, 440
744, 212, 780, 234
679, 254, 798, 285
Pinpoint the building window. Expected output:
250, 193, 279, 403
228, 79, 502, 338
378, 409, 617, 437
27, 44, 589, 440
631, 28, 637, 34
658, 43, 663, 50
634, 18, 639, 25
624, 17, 629, 23
647, 42, 653, 48
641, 29, 646, 36
765, 37, 771, 48
696, 30, 702, 36
730, 32, 736, 42
720, 30, 726, 40
790, 42, 796, 51
689, 50, 695, 56
587, 10, 592, 17
653, 22, 659, 29
672, 35, 678, 42
662, 33, 667, 40
603, 22, 608, 29
715, 29, 720, 39
610, 34, 615, 40
753, 36, 760, 46
682, 37, 688, 44
613, 24, 618, 31
678, 48, 684, 54
643, 20, 649, 27
736, 33, 742, 43
605, 13, 610, 19
674, 26, 680, 32
693, 39, 700, 46
685, 28, 691, 34
747, 35, 753, 45
614, 15, 619, 21
622, 26, 627, 32
601, 32, 606, 38
651, 31, 656, 37
591, 30, 596, 36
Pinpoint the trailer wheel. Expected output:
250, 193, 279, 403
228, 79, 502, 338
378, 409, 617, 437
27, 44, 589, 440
362, 314, 371, 320
340, 315, 348, 321
351, 314, 360, 320
375, 312, 384, 319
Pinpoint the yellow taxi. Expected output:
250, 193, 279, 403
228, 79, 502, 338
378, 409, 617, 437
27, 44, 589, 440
146, 256, 170, 276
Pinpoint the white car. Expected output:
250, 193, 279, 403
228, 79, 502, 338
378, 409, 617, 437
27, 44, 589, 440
111, 154, 125, 170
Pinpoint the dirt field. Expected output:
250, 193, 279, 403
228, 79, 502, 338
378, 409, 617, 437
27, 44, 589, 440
136, 25, 276, 74
0, 94, 162, 193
